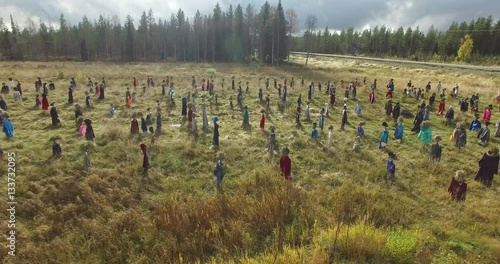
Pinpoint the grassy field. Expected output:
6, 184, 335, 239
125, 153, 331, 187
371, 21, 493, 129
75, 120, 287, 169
0, 56, 499, 263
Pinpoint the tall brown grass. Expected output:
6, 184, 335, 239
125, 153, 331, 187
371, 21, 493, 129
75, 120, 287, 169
0, 59, 499, 263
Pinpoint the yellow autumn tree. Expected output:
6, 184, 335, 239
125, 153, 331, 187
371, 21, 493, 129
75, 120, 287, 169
457, 34, 473, 62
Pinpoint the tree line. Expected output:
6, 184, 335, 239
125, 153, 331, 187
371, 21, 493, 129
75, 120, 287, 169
0, 1, 295, 63
294, 16, 500, 64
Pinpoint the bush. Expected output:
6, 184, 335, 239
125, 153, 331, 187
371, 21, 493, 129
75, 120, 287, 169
240, 246, 307, 263
314, 221, 387, 262
383, 229, 419, 263
431, 250, 461, 264
431, 53, 442, 62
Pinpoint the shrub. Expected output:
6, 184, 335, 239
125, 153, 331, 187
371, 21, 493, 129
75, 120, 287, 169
431, 250, 461, 264
432, 54, 442, 62
314, 221, 387, 262
383, 229, 419, 263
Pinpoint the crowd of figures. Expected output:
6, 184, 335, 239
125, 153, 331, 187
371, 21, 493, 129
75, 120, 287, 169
0, 73, 499, 199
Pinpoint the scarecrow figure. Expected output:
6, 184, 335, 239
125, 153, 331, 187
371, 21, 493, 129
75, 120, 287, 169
386, 152, 397, 183
355, 100, 361, 116
260, 109, 266, 130
140, 143, 149, 178
154, 108, 161, 133
311, 122, 319, 140
305, 102, 310, 120
394, 117, 404, 140
2, 113, 14, 138
42, 93, 49, 110
474, 147, 499, 188
267, 126, 276, 159
68, 86, 74, 104
448, 170, 467, 201
83, 147, 91, 172
52, 140, 62, 158
437, 99, 445, 115
242, 106, 249, 126
353, 136, 361, 153
452, 122, 467, 150
279, 147, 292, 181
482, 105, 492, 122
131, 116, 140, 134
84, 119, 95, 141
214, 152, 224, 188
50, 103, 61, 126
213, 116, 220, 148
445, 106, 454, 125
327, 125, 334, 152
379, 122, 389, 150
417, 120, 432, 146
341, 104, 348, 130
109, 104, 115, 118
385, 99, 393, 117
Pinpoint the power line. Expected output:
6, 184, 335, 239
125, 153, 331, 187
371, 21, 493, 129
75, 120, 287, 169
448, 29, 500, 32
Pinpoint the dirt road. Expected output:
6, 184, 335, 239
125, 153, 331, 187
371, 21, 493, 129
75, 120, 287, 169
290, 51, 500, 72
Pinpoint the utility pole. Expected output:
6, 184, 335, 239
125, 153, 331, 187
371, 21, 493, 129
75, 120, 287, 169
272, 10, 275, 65
277, 10, 279, 67
175, 26, 179, 61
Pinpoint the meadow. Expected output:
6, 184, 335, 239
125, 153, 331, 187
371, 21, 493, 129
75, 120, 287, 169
0, 55, 499, 263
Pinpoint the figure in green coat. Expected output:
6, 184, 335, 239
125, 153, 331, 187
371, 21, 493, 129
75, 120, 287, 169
243, 106, 249, 126
418, 120, 433, 145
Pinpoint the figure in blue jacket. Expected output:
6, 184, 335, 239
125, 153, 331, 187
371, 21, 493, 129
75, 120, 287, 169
2, 116, 14, 138
355, 100, 361, 116
394, 117, 404, 140
311, 122, 319, 139
357, 121, 365, 137
470, 115, 481, 132
168, 84, 175, 100
379, 122, 389, 150
319, 109, 325, 130
109, 104, 115, 117
387, 152, 396, 183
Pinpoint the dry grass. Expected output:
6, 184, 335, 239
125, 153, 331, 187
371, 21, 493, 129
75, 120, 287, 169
0, 58, 499, 263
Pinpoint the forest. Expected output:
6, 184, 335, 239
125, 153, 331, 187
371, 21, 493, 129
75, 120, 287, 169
294, 16, 500, 64
0, 1, 498, 65
0, 1, 290, 63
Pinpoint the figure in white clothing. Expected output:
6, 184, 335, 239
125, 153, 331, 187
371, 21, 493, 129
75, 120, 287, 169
327, 125, 333, 153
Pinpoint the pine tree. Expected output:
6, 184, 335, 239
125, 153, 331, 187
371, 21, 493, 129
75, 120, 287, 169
212, 3, 222, 62
233, 5, 244, 62
275, 0, 287, 64
125, 15, 135, 61
9, 15, 23, 60
194, 10, 202, 62
258, 2, 271, 62
39, 20, 53, 61
58, 14, 68, 57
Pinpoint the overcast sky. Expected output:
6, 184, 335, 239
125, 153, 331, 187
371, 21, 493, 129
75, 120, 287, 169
1, 0, 499, 33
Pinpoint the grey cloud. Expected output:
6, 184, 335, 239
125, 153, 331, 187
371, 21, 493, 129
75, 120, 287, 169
1, 0, 499, 32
